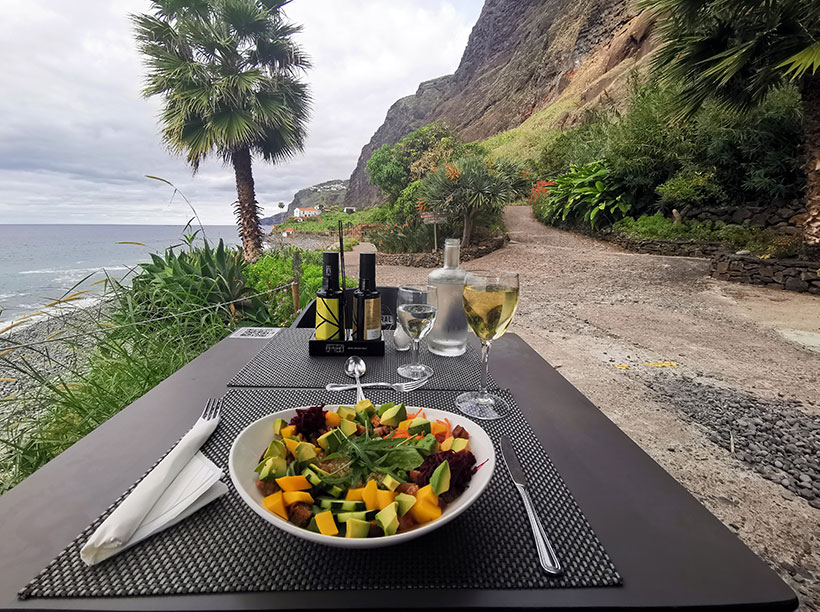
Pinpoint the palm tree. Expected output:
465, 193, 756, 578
641, 0, 820, 243
133, 0, 311, 261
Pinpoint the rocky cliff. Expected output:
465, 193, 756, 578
261, 179, 349, 226
345, 0, 646, 209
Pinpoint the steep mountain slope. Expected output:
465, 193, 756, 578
345, 0, 651, 208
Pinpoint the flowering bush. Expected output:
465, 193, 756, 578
530, 180, 556, 203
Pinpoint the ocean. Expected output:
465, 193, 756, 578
0, 224, 242, 325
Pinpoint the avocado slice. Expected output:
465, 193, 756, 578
415, 434, 439, 457
451, 438, 470, 452
263, 439, 287, 460
317, 429, 345, 452
395, 493, 416, 517
407, 417, 431, 436
376, 402, 395, 417
273, 418, 287, 436
294, 442, 318, 463
381, 474, 401, 491
338, 418, 358, 437
355, 399, 376, 414
375, 502, 399, 536
259, 456, 287, 481
336, 406, 356, 421
380, 403, 407, 427
344, 518, 371, 538
429, 460, 451, 495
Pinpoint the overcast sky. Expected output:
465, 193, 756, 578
0, 0, 482, 225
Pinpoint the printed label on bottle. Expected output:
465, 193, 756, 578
315, 298, 341, 340
364, 297, 382, 340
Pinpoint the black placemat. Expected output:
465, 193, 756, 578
229, 328, 497, 390
19, 388, 621, 599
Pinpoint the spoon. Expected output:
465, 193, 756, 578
344, 356, 367, 404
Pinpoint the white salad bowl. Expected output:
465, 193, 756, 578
229, 405, 495, 548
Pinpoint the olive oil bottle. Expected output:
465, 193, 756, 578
314, 252, 343, 341
352, 253, 381, 341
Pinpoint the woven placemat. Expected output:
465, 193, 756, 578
228, 328, 497, 390
19, 388, 620, 599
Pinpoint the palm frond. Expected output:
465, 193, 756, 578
778, 41, 820, 79
133, 0, 310, 167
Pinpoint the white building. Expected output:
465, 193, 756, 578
294, 207, 320, 218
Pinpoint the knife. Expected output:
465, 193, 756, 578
500, 435, 563, 576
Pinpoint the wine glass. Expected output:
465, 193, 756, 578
456, 271, 520, 419
396, 285, 438, 380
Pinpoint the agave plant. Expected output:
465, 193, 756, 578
132, 0, 311, 261
642, 0, 820, 242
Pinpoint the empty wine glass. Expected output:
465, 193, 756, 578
396, 284, 437, 380
456, 271, 519, 419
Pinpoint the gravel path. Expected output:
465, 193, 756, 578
372, 205, 820, 608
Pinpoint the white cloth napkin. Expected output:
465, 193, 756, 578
80, 416, 226, 566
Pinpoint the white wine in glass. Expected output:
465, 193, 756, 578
456, 271, 519, 419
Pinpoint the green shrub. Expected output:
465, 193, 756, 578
533, 80, 804, 214
366, 122, 462, 200
368, 220, 436, 253
612, 214, 807, 258
532, 161, 632, 229
369, 181, 425, 226
656, 168, 727, 210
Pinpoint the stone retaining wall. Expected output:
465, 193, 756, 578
375, 236, 507, 268
682, 199, 806, 231
711, 255, 820, 295
608, 234, 725, 258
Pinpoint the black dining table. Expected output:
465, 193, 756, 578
0, 330, 798, 611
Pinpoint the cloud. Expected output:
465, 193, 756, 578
0, 0, 481, 225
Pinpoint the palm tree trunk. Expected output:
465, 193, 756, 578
232, 146, 263, 262
462, 209, 475, 246
804, 78, 820, 244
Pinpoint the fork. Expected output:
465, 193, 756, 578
325, 376, 431, 393
199, 397, 222, 422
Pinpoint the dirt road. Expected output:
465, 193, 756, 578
370, 205, 820, 607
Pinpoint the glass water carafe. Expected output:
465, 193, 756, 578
427, 239, 468, 356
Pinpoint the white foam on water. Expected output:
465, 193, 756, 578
20, 266, 129, 276
0, 295, 105, 333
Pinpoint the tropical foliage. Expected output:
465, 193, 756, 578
531, 161, 632, 229
0, 237, 299, 491
366, 122, 487, 201
536, 81, 804, 217
133, 0, 311, 260
641, 0, 820, 242
420, 156, 529, 245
